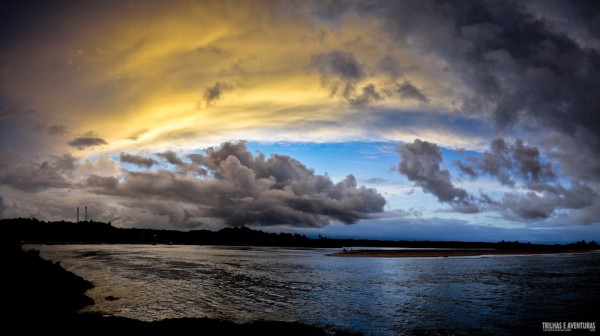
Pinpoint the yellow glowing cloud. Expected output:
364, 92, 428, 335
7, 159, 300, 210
1, 0, 468, 156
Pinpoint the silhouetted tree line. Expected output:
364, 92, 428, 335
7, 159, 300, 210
2, 218, 598, 250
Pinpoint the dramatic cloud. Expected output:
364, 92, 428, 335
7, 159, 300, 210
157, 151, 184, 166
157, 150, 206, 175
48, 124, 69, 136
87, 175, 119, 190
92, 142, 386, 227
1, 1, 599, 238
69, 132, 107, 150
119, 153, 156, 169
202, 82, 233, 108
0, 153, 77, 192
395, 137, 599, 222
498, 181, 597, 221
396, 81, 427, 103
350, 84, 382, 107
312, 50, 366, 100
378, 0, 600, 179
398, 139, 473, 209
416, 137, 599, 222
495, 179, 597, 222
458, 138, 556, 187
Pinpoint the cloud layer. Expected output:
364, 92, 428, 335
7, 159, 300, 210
1, 1, 599, 236
1, 142, 385, 228
398, 140, 470, 206
397, 138, 598, 223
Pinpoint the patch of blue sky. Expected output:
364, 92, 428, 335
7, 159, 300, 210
246, 141, 404, 184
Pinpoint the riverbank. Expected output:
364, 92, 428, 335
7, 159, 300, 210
327, 249, 599, 258
5, 240, 358, 335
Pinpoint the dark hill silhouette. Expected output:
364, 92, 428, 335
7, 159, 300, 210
3, 217, 598, 251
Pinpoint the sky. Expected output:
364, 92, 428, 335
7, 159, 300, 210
1, 0, 600, 243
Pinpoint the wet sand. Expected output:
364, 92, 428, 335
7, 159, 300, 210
327, 249, 598, 258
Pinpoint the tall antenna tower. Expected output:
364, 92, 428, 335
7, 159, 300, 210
85, 206, 88, 222
77, 207, 79, 223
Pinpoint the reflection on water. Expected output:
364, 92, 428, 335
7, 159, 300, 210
28, 245, 600, 336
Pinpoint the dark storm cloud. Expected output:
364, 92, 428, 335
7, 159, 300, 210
458, 138, 556, 186
453, 1, 599, 134
68, 131, 107, 150
446, 136, 598, 221
47, 124, 69, 136
91, 141, 386, 227
498, 180, 597, 221
202, 81, 233, 107
87, 175, 119, 190
512, 139, 556, 181
366, 0, 600, 181
540, 133, 600, 182
528, 0, 600, 49
312, 50, 365, 82
312, 50, 366, 99
157, 150, 184, 166
156, 150, 206, 175
0, 153, 76, 192
398, 139, 473, 208
309, 0, 352, 22
396, 81, 427, 102
350, 84, 382, 107
398, 138, 598, 222
119, 153, 156, 168
455, 161, 476, 179
189, 141, 254, 172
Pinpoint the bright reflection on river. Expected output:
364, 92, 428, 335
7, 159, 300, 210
29, 245, 600, 336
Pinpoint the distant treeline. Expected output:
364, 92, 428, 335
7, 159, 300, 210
3, 218, 598, 251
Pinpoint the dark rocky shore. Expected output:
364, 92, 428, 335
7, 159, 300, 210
3, 240, 358, 335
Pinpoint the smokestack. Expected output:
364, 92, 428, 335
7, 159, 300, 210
85, 206, 88, 222
77, 207, 79, 223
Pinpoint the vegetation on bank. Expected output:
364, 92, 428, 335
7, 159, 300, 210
3, 217, 598, 251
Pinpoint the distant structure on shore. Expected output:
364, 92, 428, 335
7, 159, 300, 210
76, 206, 89, 223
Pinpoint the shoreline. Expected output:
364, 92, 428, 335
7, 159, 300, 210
327, 249, 600, 258
5, 239, 359, 335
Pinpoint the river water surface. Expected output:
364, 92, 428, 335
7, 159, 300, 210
28, 244, 600, 335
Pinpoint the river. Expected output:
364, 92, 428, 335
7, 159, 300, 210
27, 244, 600, 335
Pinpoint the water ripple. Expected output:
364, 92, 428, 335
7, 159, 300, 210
27, 245, 600, 336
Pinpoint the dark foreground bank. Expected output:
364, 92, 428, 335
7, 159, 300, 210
3, 240, 358, 336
